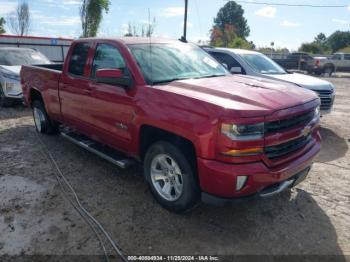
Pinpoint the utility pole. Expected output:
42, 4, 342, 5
180, 0, 188, 42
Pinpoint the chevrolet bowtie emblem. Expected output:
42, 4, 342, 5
301, 126, 311, 137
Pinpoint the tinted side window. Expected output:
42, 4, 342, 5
332, 54, 341, 60
68, 43, 90, 76
210, 52, 242, 70
92, 44, 126, 77
344, 54, 350, 60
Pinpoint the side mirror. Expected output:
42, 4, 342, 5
95, 68, 132, 88
230, 67, 242, 74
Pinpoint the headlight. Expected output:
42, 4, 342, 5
221, 122, 264, 141
315, 105, 320, 118
5, 82, 22, 95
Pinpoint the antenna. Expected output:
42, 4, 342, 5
180, 0, 188, 42
148, 8, 153, 85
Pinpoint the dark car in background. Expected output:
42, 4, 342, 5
0, 47, 51, 107
273, 52, 314, 71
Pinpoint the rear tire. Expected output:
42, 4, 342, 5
324, 66, 334, 77
0, 85, 14, 107
144, 141, 199, 213
32, 100, 58, 134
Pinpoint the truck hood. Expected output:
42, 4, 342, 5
154, 75, 318, 118
265, 72, 333, 91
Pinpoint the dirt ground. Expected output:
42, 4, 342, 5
0, 77, 349, 260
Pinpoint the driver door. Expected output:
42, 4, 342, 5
87, 43, 136, 153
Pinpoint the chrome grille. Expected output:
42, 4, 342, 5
265, 135, 312, 160
265, 110, 315, 134
313, 89, 334, 111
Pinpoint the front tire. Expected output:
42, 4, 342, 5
32, 100, 58, 134
144, 141, 199, 213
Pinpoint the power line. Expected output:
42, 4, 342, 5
35, 131, 128, 262
231, 1, 348, 8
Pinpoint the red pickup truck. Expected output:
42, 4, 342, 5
21, 38, 321, 212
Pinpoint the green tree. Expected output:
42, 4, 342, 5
339, 46, 350, 53
213, 1, 250, 39
210, 24, 235, 47
228, 37, 253, 49
299, 42, 323, 54
210, 24, 253, 49
0, 17, 5, 34
297, 32, 331, 54
327, 31, 350, 52
80, 0, 110, 37
314, 33, 327, 45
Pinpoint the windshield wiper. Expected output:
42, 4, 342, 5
152, 74, 226, 85
194, 74, 226, 79
152, 77, 188, 85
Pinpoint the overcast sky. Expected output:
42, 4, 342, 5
0, 0, 350, 50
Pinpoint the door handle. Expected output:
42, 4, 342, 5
84, 88, 93, 95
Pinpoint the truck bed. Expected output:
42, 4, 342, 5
21, 63, 63, 120
33, 63, 63, 72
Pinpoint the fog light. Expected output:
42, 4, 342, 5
236, 176, 248, 191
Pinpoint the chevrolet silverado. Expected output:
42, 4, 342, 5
21, 38, 321, 212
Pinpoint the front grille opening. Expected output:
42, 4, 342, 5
265, 110, 315, 134
314, 90, 334, 111
265, 135, 312, 160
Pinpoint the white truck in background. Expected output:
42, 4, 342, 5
307, 53, 350, 76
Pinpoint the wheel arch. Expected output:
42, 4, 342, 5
139, 124, 198, 175
29, 88, 44, 106
324, 63, 335, 70
139, 125, 196, 158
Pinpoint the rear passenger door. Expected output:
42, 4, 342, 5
60, 42, 96, 135
87, 43, 136, 152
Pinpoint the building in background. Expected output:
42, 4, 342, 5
0, 35, 73, 62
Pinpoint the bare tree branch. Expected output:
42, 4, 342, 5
7, 0, 30, 36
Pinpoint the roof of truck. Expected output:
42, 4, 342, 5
204, 47, 260, 55
77, 37, 180, 45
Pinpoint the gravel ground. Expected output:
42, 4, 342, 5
0, 77, 349, 260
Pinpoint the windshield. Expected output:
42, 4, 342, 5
0, 49, 51, 66
240, 53, 287, 75
128, 43, 228, 84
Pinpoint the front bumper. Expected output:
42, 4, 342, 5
202, 166, 311, 206
197, 133, 321, 201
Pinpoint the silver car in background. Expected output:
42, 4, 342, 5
0, 47, 51, 107
205, 47, 335, 114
